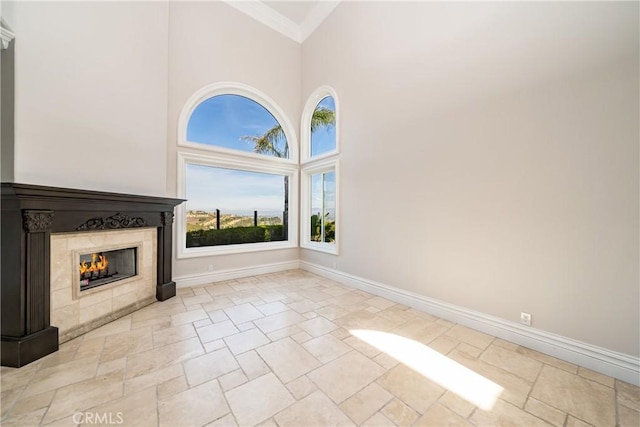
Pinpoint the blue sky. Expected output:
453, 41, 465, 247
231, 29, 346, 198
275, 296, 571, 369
311, 96, 336, 157
187, 95, 287, 156
186, 164, 285, 216
186, 94, 336, 216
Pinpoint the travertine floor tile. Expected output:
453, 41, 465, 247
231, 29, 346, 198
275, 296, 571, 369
339, 383, 393, 425
218, 369, 248, 392
42, 370, 124, 424
257, 337, 321, 383
516, 346, 578, 374
616, 379, 640, 411
2, 270, 636, 427
479, 344, 543, 382
361, 412, 395, 426
445, 324, 494, 350
152, 324, 197, 348
224, 328, 270, 355
286, 375, 318, 400
308, 351, 385, 404
1, 386, 24, 419
236, 350, 271, 380
225, 373, 295, 426
159, 379, 229, 427
302, 334, 352, 363
170, 307, 208, 326
157, 375, 189, 400
183, 347, 239, 387
415, 403, 472, 426
376, 363, 445, 413
448, 348, 532, 408
6, 390, 55, 417
619, 404, 640, 427
471, 399, 551, 426
256, 301, 288, 316
531, 365, 615, 426
22, 357, 99, 397
577, 367, 614, 388
274, 390, 355, 426
196, 320, 239, 343
101, 327, 153, 362
125, 337, 203, 380
207, 413, 238, 427
89, 386, 157, 427
564, 415, 593, 427
254, 310, 306, 334
297, 316, 339, 337
124, 363, 183, 396
380, 398, 419, 426
525, 397, 567, 426
223, 303, 264, 324
1, 408, 48, 427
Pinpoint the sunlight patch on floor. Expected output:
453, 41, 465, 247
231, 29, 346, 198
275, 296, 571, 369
350, 329, 503, 410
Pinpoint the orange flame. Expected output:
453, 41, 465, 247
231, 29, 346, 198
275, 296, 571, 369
79, 253, 108, 275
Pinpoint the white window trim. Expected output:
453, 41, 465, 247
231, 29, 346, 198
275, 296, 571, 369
301, 85, 339, 164
178, 81, 299, 165
301, 158, 339, 255
177, 152, 299, 258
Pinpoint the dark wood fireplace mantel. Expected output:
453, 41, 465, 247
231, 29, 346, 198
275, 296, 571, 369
1, 183, 185, 367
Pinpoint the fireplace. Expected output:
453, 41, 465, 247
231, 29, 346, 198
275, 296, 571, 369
79, 247, 138, 292
0, 183, 184, 367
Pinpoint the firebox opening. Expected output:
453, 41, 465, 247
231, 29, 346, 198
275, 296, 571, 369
79, 247, 138, 292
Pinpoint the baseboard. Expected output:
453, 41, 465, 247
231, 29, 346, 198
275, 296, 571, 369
174, 260, 300, 288
299, 261, 640, 387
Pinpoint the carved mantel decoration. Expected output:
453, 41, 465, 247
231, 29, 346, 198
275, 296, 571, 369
1, 183, 185, 367
76, 213, 148, 231
23, 210, 54, 232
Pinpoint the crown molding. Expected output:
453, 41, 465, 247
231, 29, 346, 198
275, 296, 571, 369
224, 0, 302, 42
223, 0, 340, 44
300, 1, 340, 42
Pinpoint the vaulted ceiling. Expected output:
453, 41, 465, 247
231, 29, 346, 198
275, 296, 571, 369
223, 0, 340, 43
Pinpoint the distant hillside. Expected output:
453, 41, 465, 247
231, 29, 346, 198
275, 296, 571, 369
187, 210, 282, 232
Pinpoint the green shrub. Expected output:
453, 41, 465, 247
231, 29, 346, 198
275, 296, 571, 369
186, 226, 266, 247
264, 225, 285, 242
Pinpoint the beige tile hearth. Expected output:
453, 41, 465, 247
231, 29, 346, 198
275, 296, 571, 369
0, 270, 637, 427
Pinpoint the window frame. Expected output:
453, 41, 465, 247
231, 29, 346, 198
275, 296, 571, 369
178, 81, 299, 165
301, 86, 340, 164
176, 82, 299, 258
301, 158, 339, 254
177, 151, 299, 258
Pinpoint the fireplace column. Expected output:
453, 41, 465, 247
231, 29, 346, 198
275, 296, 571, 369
1, 210, 59, 367
156, 211, 176, 301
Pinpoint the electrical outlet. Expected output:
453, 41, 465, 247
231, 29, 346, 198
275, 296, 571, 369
520, 312, 532, 326
332, 261, 337, 269
207, 264, 214, 272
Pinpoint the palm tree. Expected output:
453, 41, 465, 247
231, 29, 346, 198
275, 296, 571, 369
242, 106, 335, 158
241, 106, 336, 240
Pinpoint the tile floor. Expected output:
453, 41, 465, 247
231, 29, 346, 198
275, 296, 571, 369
1, 270, 638, 426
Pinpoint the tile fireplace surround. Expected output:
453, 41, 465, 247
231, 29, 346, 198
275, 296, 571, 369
0, 183, 184, 367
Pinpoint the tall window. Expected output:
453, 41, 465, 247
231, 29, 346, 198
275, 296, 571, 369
177, 83, 298, 257
301, 86, 339, 254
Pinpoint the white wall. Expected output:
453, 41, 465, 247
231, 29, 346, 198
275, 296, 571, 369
302, 1, 639, 356
4, 1, 169, 196
166, 2, 301, 278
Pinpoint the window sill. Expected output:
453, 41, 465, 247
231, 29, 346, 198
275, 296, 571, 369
300, 242, 339, 255
178, 240, 297, 259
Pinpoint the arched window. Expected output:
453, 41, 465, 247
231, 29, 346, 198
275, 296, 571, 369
187, 94, 289, 159
301, 87, 339, 162
301, 86, 339, 254
176, 82, 298, 257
